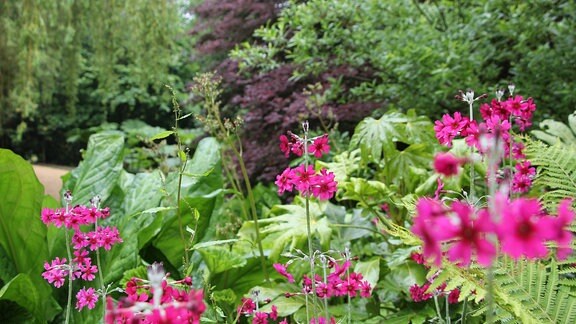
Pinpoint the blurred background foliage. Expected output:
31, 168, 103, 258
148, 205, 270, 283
1, 0, 575, 181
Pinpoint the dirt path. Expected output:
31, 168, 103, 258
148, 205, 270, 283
33, 164, 73, 201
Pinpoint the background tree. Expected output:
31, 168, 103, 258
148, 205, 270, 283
191, 0, 576, 181
0, 0, 195, 164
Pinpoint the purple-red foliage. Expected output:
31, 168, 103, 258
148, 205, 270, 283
229, 63, 379, 182
189, 1, 380, 183
191, 0, 282, 56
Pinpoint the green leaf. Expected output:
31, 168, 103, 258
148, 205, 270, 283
349, 111, 408, 163
0, 149, 61, 321
255, 198, 332, 260
0, 274, 60, 322
354, 258, 380, 289
197, 246, 246, 274
149, 130, 174, 141
63, 131, 125, 205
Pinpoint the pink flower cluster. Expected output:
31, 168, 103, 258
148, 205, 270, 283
274, 259, 372, 299
434, 95, 535, 150
237, 298, 283, 324
276, 132, 337, 200
41, 200, 122, 311
433, 94, 537, 193
409, 281, 460, 304
106, 263, 206, 323
280, 133, 330, 158
411, 197, 574, 266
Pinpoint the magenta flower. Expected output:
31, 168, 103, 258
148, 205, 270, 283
310, 168, 337, 200
545, 199, 575, 259
76, 287, 98, 310
273, 263, 295, 283
309, 134, 330, 158
498, 198, 550, 259
433, 152, 465, 177
445, 202, 496, 267
293, 164, 316, 194
411, 198, 451, 265
279, 134, 291, 158
434, 112, 469, 147
275, 167, 296, 195
252, 312, 269, 324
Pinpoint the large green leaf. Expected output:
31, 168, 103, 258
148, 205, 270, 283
101, 170, 165, 283
63, 131, 125, 205
350, 111, 408, 163
0, 149, 61, 321
196, 246, 246, 274
255, 198, 332, 260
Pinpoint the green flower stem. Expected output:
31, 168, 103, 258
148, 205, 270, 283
445, 294, 451, 324
303, 123, 318, 318
433, 295, 445, 324
461, 295, 467, 324
64, 228, 73, 324
468, 100, 475, 200
94, 217, 105, 320
321, 257, 330, 321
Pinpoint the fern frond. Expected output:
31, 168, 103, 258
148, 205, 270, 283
525, 140, 576, 209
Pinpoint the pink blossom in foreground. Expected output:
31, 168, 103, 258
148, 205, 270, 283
498, 198, 550, 260
545, 199, 575, 260
444, 202, 496, 267
433, 152, 465, 177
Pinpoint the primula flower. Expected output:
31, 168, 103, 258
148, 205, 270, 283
310, 168, 337, 200
309, 134, 330, 158
279, 134, 291, 158
411, 198, 451, 265
293, 164, 316, 194
444, 203, 496, 267
275, 167, 296, 195
498, 198, 551, 259
545, 199, 575, 259
448, 288, 460, 304
273, 263, 295, 283
409, 282, 433, 302
76, 287, 98, 310
433, 152, 465, 177
434, 112, 469, 147
252, 312, 268, 324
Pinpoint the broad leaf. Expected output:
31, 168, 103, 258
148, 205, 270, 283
196, 246, 246, 274
0, 149, 61, 321
350, 111, 408, 163
63, 131, 125, 205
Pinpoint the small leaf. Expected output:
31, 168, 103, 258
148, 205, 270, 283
149, 130, 174, 141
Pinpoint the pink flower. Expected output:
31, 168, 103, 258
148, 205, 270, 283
270, 305, 278, 320
238, 297, 256, 315
78, 262, 98, 281
434, 112, 469, 147
409, 282, 433, 302
444, 202, 496, 267
309, 135, 330, 158
279, 135, 291, 158
275, 168, 296, 195
498, 198, 550, 259
253, 312, 269, 324
433, 152, 465, 176
545, 199, 575, 259
293, 164, 316, 195
76, 287, 98, 310
310, 168, 337, 200
411, 198, 451, 265
273, 263, 295, 283
448, 288, 460, 304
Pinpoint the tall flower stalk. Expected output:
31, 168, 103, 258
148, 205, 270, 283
191, 73, 269, 281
